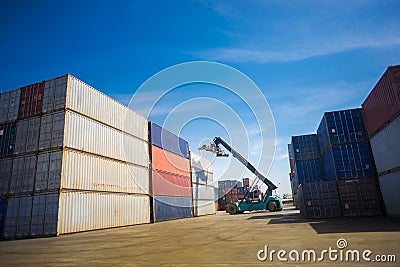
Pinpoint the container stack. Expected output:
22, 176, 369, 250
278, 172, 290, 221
217, 180, 242, 211
289, 134, 337, 218
317, 108, 383, 217
190, 152, 216, 217
287, 144, 298, 208
149, 122, 192, 222
362, 65, 400, 217
0, 74, 151, 239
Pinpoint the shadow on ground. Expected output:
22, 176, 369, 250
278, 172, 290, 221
246, 209, 400, 234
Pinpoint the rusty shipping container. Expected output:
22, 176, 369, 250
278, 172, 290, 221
18, 82, 44, 120
362, 65, 400, 137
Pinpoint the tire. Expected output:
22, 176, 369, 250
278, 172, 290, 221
267, 201, 277, 212
227, 204, 238, 215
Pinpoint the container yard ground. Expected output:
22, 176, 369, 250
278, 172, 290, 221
0, 206, 399, 266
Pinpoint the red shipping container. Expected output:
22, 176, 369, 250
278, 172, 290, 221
152, 170, 192, 197
18, 82, 44, 119
362, 65, 400, 136
151, 145, 190, 177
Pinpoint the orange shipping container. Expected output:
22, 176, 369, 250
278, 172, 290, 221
151, 145, 190, 177
152, 170, 192, 197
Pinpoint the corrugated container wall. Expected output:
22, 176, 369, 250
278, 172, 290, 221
337, 179, 383, 217
149, 122, 189, 159
322, 142, 377, 181
152, 170, 192, 197
378, 170, 400, 216
292, 134, 320, 161
362, 65, 400, 136
369, 115, 400, 174
298, 181, 341, 219
0, 89, 20, 123
0, 122, 16, 157
18, 82, 44, 120
0, 198, 6, 235
153, 196, 192, 222
294, 160, 323, 183
0, 158, 12, 195
151, 145, 190, 177
317, 108, 368, 155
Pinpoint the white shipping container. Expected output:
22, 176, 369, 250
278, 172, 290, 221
370, 116, 400, 174
39, 111, 65, 150
192, 184, 215, 200
193, 199, 216, 217
378, 170, 400, 217
0, 158, 12, 195
65, 111, 149, 166
62, 149, 149, 194
58, 191, 150, 234
9, 155, 37, 195
43, 75, 148, 141
14, 117, 41, 154
191, 168, 214, 186
30, 193, 59, 237
35, 150, 62, 191
0, 88, 21, 123
190, 152, 213, 173
3, 195, 33, 239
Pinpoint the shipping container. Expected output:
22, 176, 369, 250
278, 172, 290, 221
191, 168, 213, 186
0, 122, 16, 157
152, 170, 192, 197
192, 184, 215, 200
243, 178, 253, 187
151, 145, 190, 177
378, 170, 400, 217
322, 142, 376, 181
297, 181, 341, 219
337, 178, 383, 217
14, 117, 40, 154
65, 111, 148, 165
288, 143, 294, 160
9, 154, 37, 195
3, 195, 33, 239
317, 108, 368, 155
0, 198, 6, 236
153, 196, 192, 222
0, 89, 21, 123
193, 199, 216, 217
292, 134, 320, 161
0, 158, 12, 196
34, 149, 149, 194
190, 152, 213, 173
58, 191, 150, 234
362, 65, 400, 136
149, 122, 189, 159
42, 75, 148, 140
38, 111, 65, 150
30, 193, 59, 237
294, 160, 324, 183
370, 115, 400, 174
18, 82, 44, 119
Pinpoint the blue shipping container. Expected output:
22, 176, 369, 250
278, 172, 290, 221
154, 196, 192, 222
0, 198, 6, 236
0, 122, 16, 157
298, 181, 342, 219
292, 134, 320, 161
291, 173, 299, 195
294, 160, 324, 183
149, 122, 189, 159
322, 142, 377, 181
317, 108, 369, 155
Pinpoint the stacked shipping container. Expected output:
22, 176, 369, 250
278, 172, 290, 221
362, 65, 400, 216
0, 74, 151, 239
191, 152, 216, 216
217, 180, 242, 211
317, 108, 383, 217
149, 123, 192, 222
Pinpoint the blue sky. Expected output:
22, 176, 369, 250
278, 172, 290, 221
1, 0, 400, 195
